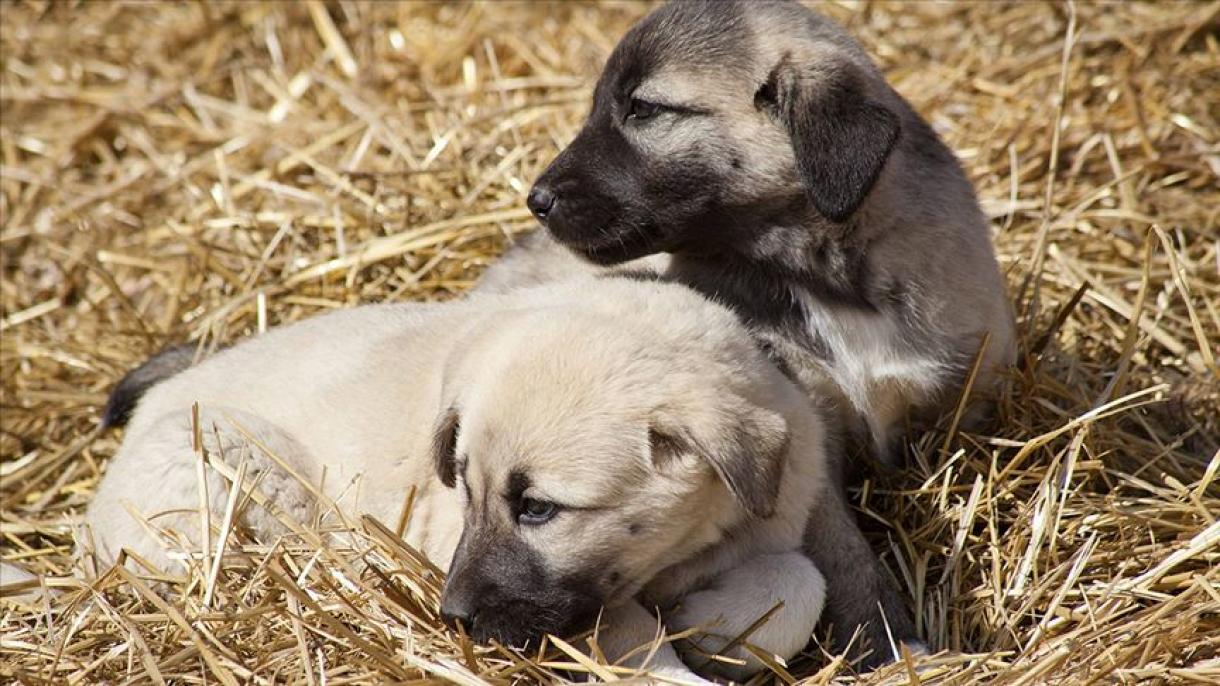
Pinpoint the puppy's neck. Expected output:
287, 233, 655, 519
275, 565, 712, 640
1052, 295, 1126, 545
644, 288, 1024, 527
668, 217, 876, 316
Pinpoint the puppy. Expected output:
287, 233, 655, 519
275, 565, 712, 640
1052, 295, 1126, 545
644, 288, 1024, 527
81, 277, 830, 682
477, 0, 1017, 663
492, 0, 1016, 464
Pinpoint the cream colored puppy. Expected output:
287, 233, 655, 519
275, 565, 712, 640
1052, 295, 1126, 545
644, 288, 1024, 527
80, 276, 830, 682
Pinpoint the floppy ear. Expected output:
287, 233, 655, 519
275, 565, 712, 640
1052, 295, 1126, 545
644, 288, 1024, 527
764, 57, 900, 222
650, 395, 790, 518
430, 406, 460, 488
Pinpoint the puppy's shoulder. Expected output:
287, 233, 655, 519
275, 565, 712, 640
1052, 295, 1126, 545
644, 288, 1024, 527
122, 301, 450, 433
528, 275, 743, 329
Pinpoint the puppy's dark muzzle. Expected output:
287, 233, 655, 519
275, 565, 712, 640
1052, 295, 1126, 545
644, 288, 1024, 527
439, 606, 475, 633
439, 528, 604, 647
527, 186, 661, 265
527, 186, 557, 221
440, 574, 519, 645
438, 584, 477, 633
439, 574, 593, 647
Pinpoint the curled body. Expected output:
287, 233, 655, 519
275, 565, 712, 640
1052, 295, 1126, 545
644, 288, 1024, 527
82, 276, 832, 682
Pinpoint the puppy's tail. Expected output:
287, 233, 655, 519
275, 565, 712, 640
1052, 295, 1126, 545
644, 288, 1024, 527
101, 343, 201, 428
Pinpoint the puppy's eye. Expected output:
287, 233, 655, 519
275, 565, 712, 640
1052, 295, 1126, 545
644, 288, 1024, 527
519, 498, 558, 525
626, 97, 662, 122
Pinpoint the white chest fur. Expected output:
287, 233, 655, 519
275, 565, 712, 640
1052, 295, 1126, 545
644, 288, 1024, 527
797, 291, 948, 429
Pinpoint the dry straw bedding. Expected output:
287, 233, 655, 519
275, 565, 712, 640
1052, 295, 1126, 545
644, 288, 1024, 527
1, 0, 1217, 683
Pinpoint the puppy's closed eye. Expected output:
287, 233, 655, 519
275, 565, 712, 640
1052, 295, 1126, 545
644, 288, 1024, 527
626, 96, 664, 122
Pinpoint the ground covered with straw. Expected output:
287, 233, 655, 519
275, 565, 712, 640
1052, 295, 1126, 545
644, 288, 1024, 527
2, 1, 1218, 683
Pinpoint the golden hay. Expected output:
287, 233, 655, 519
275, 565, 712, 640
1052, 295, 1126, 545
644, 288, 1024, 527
1, 1, 1217, 683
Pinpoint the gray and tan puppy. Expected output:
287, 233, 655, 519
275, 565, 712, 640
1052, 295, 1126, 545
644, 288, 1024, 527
477, 0, 1016, 665
81, 277, 830, 683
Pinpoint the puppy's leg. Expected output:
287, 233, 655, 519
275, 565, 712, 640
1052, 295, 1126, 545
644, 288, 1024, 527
802, 476, 922, 669
191, 406, 318, 542
668, 551, 824, 682
596, 600, 712, 684
78, 406, 316, 576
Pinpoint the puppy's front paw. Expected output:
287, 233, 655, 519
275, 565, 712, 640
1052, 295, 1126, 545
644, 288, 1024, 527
669, 587, 757, 682
667, 553, 825, 683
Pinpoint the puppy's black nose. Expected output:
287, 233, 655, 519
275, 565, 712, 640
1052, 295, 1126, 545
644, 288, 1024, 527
440, 605, 475, 633
527, 186, 557, 220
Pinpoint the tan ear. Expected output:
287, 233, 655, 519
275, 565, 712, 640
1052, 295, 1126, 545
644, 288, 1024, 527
650, 394, 789, 518
431, 406, 460, 488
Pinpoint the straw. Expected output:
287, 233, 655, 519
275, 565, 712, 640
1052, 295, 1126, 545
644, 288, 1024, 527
2, 1, 1217, 684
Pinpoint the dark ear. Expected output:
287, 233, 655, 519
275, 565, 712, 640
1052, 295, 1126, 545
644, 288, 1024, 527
650, 396, 789, 518
431, 406, 460, 488
766, 57, 900, 222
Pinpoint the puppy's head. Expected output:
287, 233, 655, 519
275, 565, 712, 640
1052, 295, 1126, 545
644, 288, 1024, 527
433, 306, 790, 647
528, 0, 900, 265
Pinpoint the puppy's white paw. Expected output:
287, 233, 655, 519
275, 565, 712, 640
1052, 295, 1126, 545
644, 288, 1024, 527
668, 552, 825, 682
